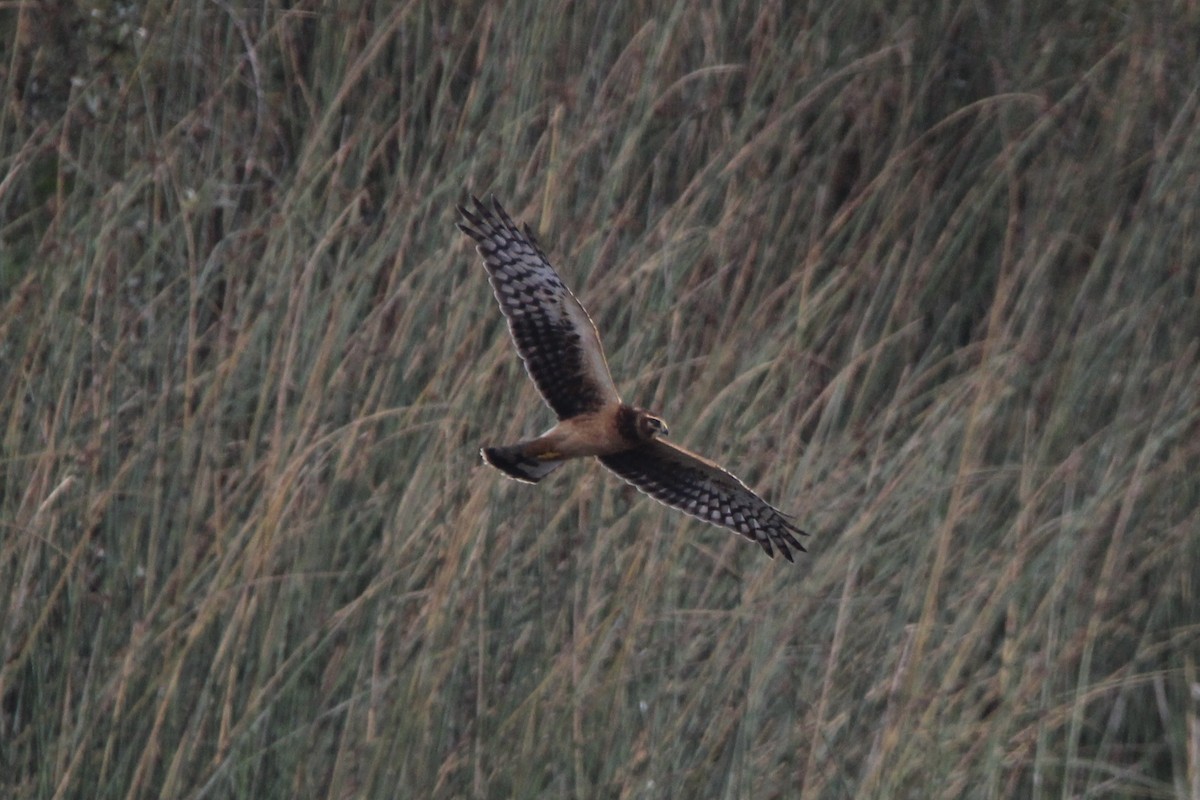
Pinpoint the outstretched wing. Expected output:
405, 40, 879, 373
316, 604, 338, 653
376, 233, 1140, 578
599, 440, 808, 561
457, 196, 620, 419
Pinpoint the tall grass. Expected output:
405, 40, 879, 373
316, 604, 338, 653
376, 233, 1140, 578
2, 1, 1198, 797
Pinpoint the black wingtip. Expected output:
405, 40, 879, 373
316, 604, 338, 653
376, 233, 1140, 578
777, 508, 811, 530
522, 221, 544, 253
457, 194, 516, 233
782, 528, 808, 558
457, 199, 491, 240
759, 537, 775, 559
455, 213, 481, 244
491, 196, 518, 230
765, 520, 807, 562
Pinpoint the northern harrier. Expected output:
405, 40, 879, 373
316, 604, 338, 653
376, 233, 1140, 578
457, 196, 808, 561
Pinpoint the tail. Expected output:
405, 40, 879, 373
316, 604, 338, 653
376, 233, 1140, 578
481, 444, 565, 484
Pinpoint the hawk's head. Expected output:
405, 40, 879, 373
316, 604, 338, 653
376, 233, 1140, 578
617, 404, 670, 443
634, 409, 669, 441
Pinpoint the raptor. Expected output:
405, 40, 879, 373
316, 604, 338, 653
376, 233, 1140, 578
458, 196, 808, 561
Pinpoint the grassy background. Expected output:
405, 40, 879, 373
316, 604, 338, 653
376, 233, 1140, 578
2, 1, 1199, 797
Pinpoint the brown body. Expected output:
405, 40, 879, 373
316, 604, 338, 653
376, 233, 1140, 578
482, 405, 666, 483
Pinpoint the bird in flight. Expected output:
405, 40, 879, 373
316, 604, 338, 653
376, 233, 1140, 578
457, 196, 808, 561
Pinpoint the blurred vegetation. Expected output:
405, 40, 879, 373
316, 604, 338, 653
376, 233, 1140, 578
2, 1, 1198, 798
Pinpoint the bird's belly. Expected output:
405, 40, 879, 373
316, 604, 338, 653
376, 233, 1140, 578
544, 412, 630, 458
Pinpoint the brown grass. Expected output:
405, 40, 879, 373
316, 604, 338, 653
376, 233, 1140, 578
1, 2, 1198, 798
